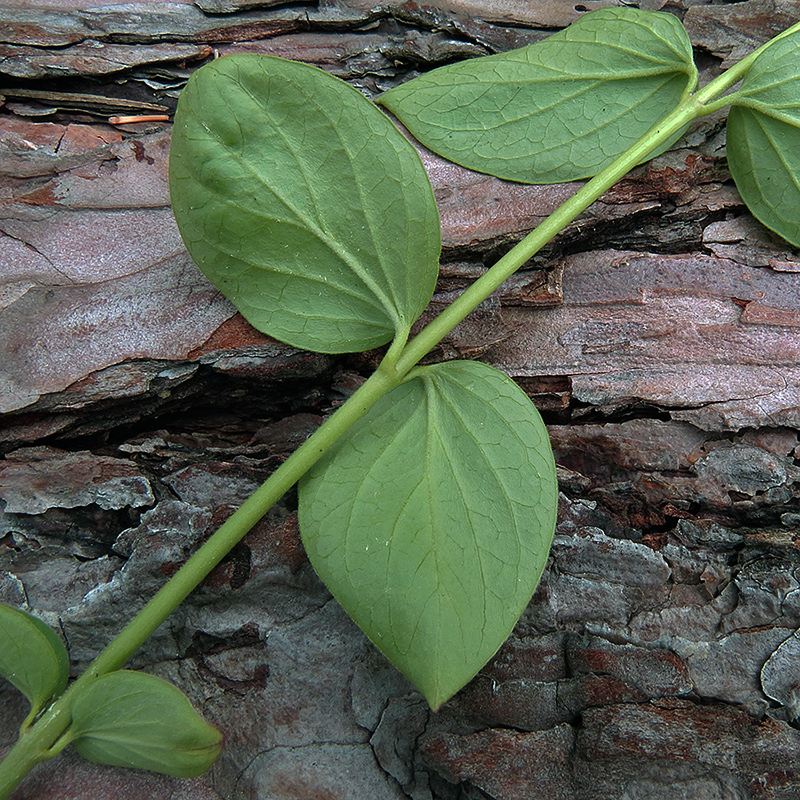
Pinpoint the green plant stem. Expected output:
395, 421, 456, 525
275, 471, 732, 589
396, 44, 788, 373
1, 22, 796, 796
0, 358, 403, 800
699, 19, 800, 110
0, 734, 49, 800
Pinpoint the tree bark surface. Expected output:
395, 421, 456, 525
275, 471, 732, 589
2, 1, 800, 798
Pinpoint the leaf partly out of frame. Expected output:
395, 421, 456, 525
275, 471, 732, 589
379, 7, 697, 184
727, 29, 800, 247
298, 360, 558, 710
170, 54, 441, 354
0, 604, 69, 717
70, 671, 223, 778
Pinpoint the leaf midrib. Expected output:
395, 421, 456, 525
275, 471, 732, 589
236, 72, 415, 331
192, 85, 402, 332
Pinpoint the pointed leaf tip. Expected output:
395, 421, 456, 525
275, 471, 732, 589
299, 360, 558, 708
70, 670, 223, 778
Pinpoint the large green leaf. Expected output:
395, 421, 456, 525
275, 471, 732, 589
727, 30, 800, 247
298, 360, 558, 709
69, 670, 223, 778
170, 55, 440, 354
379, 7, 697, 184
0, 605, 69, 719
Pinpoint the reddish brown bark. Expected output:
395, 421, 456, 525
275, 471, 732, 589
2, 2, 800, 798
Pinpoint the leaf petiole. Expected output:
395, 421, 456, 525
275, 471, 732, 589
690, 19, 800, 115
3, 12, 800, 796
0, 46, 756, 800
397, 95, 704, 372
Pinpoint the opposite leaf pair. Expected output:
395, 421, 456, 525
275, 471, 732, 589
169, 45, 559, 709
3, 7, 800, 796
0, 605, 221, 778
381, 6, 800, 246
169, 5, 800, 710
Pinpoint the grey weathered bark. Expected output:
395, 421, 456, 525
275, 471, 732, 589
2, 1, 800, 798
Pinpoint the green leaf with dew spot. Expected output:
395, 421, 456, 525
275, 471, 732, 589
0, 604, 69, 721
69, 670, 223, 778
379, 7, 697, 184
727, 29, 800, 247
169, 54, 441, 354
298, 360, 558, 710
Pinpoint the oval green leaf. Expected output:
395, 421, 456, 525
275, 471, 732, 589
298, 360, 558, 710
0, 604, 69, 716
170, 54, 441, 354
727, 30, 800, 247
379, 7, 697, 184
69, 670, 223, 778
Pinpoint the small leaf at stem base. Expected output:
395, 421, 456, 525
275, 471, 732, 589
0, 604, 69, 719
69, 670, 223, 778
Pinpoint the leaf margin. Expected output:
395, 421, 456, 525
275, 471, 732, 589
378, 6, 698, 184
297, 359, 558, 710
0, 604, 69, 721
169, 53, 442, 355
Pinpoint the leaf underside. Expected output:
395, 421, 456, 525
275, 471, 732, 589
298, 360, 558, 710
0, 604, 69, 716
170, 54, 441, 354
379, 7, 697, 184
727, 30, 800, 248
70, 670, 223, 778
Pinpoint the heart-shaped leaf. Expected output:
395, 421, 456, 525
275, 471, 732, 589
379, 7, 697, 184
727, 29, 800, 247
69, 670, 223, 778
170, 54, 441, 354
298, 360, 558, 709
0, 605, 69, 719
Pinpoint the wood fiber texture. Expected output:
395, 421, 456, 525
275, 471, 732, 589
3, 1, 800, 798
